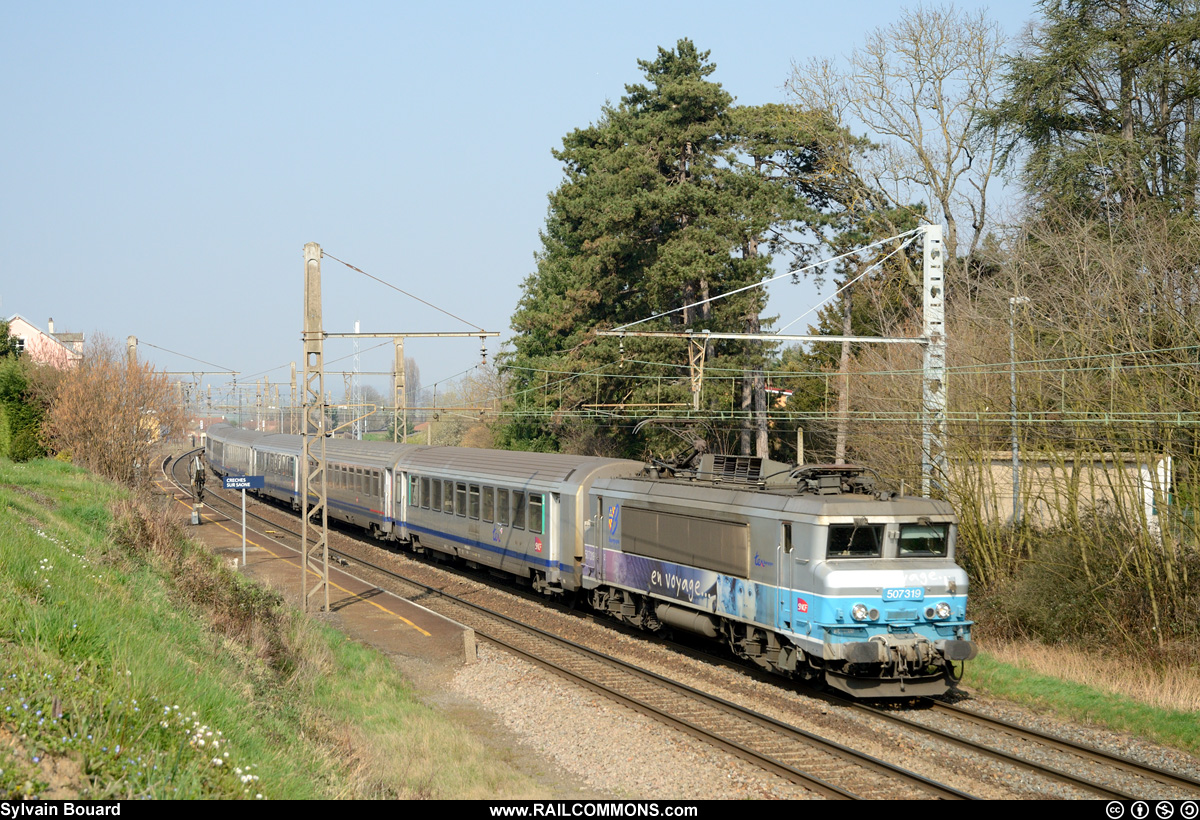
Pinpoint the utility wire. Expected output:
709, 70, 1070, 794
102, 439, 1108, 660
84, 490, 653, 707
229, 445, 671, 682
138, 341, 235, 372
322, 250, 486, 332
612, 228, 923, 331
776, 232, 921, 334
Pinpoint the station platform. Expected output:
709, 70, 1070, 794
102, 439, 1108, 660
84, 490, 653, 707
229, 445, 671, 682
162, 484, 477, 667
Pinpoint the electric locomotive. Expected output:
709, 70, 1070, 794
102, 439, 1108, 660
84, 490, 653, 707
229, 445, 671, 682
203, 424, 975, 697
584, 455, 975, 697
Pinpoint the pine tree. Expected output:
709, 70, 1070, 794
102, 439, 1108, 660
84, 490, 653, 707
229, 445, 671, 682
502, 41, 843, 458
986, 0, 1200, 219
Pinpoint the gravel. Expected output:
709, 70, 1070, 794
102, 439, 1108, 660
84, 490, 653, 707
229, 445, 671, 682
445, 643, 822, 800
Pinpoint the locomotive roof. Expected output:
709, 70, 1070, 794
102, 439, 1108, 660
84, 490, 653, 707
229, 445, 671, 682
596, 475, 957, 518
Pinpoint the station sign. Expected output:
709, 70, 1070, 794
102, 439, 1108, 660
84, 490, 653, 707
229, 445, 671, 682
223, 475, 265, 490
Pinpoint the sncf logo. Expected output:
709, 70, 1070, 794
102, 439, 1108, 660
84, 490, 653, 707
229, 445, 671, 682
796, 598, 809, 614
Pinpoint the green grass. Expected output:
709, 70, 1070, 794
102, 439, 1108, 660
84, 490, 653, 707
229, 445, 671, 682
0, 458, 544, 799
962, 652, 1200, 754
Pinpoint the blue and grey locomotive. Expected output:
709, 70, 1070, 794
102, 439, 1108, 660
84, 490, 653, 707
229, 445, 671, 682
205, 424, 975, 697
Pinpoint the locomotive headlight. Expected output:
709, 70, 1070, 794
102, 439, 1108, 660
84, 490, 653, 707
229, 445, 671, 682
925, 601, 952, 620
851, 603, 870, 621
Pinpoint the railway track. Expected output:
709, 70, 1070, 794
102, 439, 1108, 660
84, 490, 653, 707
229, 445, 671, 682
637, 628, 1200, 800
890, 698, 1200, 800
161, 449, 1200, 801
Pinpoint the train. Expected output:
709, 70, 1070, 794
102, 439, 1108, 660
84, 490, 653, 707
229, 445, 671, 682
204, 423, 976, 697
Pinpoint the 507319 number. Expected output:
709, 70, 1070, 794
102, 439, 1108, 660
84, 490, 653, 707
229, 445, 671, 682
882, 587, 924, 601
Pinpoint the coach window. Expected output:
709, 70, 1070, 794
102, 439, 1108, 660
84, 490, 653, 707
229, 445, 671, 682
512, 491, 526, 530
496, 489, 510, 526
469, 484, 480, 519
431, 480, 442, 512
420, 477, 430, 509
455, 482, 467, 517
409, 475, 420, 508
482, 487, 494, 523
528, 493, 544, 535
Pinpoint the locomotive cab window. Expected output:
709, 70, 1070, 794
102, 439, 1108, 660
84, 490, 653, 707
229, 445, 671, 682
898, 523, 950, 557
826, 523, 884, 558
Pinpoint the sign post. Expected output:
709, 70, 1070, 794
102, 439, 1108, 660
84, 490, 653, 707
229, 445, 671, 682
223, 475, 265, 566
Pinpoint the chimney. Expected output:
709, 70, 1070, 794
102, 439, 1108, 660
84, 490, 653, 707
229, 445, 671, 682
47, 317, 54, 335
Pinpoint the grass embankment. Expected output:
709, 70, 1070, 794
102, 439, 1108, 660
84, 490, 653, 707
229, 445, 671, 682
0, 458, 545, 799
963, 643, 1200, 755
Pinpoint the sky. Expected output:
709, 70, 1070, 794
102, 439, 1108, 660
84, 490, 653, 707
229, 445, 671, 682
1, 0, 1039, 406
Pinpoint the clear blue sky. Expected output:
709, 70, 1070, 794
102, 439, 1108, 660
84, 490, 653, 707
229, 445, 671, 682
1, 1, 1037, 402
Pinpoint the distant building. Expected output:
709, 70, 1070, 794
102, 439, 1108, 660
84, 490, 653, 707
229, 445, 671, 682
5, 315, 84, 368
950, 450, 1172, 532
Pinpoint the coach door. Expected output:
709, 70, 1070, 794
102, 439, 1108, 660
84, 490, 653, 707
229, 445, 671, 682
393, 471, 407, 539
582, 495, 603, 584
381, 468, 394, 536
547, 492, 562, 584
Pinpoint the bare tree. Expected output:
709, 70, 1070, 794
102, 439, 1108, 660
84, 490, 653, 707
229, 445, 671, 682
788, 4, 1005, 276
424, 364, 505, 448
45, 336, 184, 486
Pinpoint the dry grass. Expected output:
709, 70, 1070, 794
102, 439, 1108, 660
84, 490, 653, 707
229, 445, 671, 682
982, 639, 1200, 713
